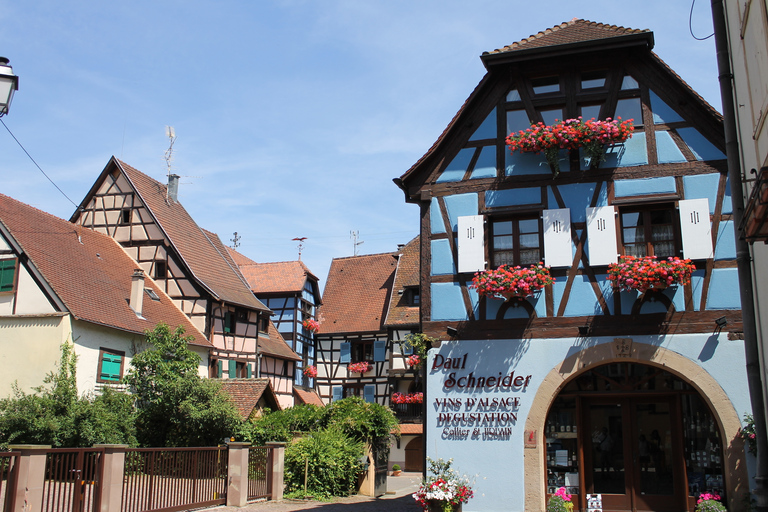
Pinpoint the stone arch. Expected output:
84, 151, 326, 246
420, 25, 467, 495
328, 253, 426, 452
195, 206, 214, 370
523, 342, 749, 512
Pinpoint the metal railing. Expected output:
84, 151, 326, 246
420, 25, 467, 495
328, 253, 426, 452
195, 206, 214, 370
247, 447, 273, 501
391, 403, 423, 422
43, 448, 103, 512
0, 451, 19, 512
121, 447, 227, 512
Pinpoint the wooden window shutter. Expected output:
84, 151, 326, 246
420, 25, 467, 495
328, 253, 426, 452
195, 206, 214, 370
457, 215, 485, 273
543, 208, 572, 267
586, 206, 619, 266
339, 342, 351, 363
374, 340, 386, 362
332, 387, 343, 402
228, 360, 236, 378
364, 385, 375, 403
217, 360, 223, 378
0, 258, 16, 292
679, 198, 713, 260
247, 363, 252, 378
224, 311, 233, 333
99, 353, 122, 382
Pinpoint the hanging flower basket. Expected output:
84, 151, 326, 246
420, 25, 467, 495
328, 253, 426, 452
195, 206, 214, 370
303, 365, 317, 378
470, 263, 554, 301
506, 117, 634, 176
302, 318, 320, 333
392, 392, 423, 404
348, 361, 372, 374
607, 256, 695, 293
406, 354, 422, 369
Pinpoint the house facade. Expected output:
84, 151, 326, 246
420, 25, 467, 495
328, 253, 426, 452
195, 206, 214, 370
315, 239, 422, 471
0, 193, 211, 397
396, 20, 751, 512
70, 158, 300, 408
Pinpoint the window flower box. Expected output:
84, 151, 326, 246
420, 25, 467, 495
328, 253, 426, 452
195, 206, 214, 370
302, 318, 320, 333
302, 365, 317, 378
607, 255, 695, 293
506, 117, 634, 176
470, 263, 554, 301
392, 392, 423, 404
348, 361, 372, 374
406, 354, 421, 369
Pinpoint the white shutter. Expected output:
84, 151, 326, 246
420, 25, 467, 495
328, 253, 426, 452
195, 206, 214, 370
457, 215, 485, 273
679, 198, 713, 259
543, 208, 572, 267
586, 206, 619, 266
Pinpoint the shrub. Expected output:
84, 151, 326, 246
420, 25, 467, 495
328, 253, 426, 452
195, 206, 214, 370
245, 404, 324, 446
284, 427, 364, 499
392, 464, 401, 471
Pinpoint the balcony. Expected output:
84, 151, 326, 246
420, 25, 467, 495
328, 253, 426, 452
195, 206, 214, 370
391, 403, 423, 422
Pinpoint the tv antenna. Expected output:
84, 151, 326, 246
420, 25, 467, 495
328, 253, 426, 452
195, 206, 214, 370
164, 126, 176, 177
231, 232, 241, 249
350, 230, 364, 256
292, 237, 307, 260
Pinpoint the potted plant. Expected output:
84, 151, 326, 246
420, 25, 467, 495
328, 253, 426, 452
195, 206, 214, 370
302, 365, 317, 379
413, 457, 474, 512
740, 413, 757, 455
506, 117, 634, 176
392, 464, 402, 476
547, 487, 574, 512
401, 332, 439, 371
695, 493, 727, 512
302, 318, 320, 333
607, 255, 695, 293
470, 263, 554, 301
348, 361, 372, 374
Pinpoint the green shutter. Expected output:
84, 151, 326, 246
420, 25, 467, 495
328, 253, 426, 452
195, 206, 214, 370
228, 360, 236, 378
217, 360, 223, 378
224, 311, 233, 333
0, 259, 16, 292
100, 353, 122, 382
247, 363, 252, 378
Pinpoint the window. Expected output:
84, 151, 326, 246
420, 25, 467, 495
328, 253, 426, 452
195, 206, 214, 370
153, 260, 167, 280
351, 341, 373, 363
620, 205, 678, 258
403, 287, 420, 306
0, 258, 17, 292
236, 308, 248, 323
223, 311, 235, 333
491, 217, 542, 267
581, 72, 607, 90
119, 208, 132, 224
97, 349, 124, 383
259, 315, 269, 333
532, 76, 561, 95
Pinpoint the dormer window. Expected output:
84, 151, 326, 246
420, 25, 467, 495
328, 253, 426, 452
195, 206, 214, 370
403, 287, 420, 306
144, 288, 160, 301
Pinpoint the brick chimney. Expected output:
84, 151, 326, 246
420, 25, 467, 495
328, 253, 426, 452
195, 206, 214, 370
130, 269, 145, 316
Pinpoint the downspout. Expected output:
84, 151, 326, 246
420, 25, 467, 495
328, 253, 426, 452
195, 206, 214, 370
710, 1, 768, 509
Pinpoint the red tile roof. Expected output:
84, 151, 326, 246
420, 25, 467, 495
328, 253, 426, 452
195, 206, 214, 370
236, 259, 318, 295
385, 237, 420, 328
259, 321, 301, 361
76, 158, 268, 313
485, 19, 649, 55
319, 252, 397, 334
396, 423, 423, 435
219, 378, 280, 418
0, 193, 210, 346
293, 386, 325, 407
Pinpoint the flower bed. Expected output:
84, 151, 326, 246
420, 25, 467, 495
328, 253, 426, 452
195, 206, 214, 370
392, 392, 423, 404
696, 493, 726, 512
348, 361, 372, 374
470, 263, 554, 300
302, 365, 317, 378
546, 487, 574, 512
506, 117, 634, 175
302, 318, 320, 333
607, 255, 695, 293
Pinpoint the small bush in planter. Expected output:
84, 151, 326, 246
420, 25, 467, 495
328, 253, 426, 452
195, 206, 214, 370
392, 464, 401, 471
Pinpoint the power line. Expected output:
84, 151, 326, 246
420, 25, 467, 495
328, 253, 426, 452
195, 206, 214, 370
689, 0, 714, 41
1, 118, 81, 210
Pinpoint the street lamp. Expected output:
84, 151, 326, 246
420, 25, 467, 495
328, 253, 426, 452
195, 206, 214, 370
0, 57, 19, 117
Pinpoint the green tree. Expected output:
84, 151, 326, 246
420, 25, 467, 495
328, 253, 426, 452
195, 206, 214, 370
124, 323, 244, 446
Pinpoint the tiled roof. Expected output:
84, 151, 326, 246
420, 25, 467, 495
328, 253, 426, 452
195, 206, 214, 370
319, 252, 397, 334
236, 258, 318, 295
396, 423, 423, 435
219, 378, 280, 418
485, 19, 649, 55
293, 386, 325, 407
385, 237, 420, 328
79, 158, 268, 313
258, 321, 301, 361
0, 193, 210, 346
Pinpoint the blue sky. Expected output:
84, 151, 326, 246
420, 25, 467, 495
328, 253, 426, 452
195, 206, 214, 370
0, 1, 719, 288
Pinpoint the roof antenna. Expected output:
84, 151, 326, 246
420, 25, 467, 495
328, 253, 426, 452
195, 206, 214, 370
350, 230, 364, 256
231, 232, 241, 248
164, 126, 180, 204
292, 237, 307, 260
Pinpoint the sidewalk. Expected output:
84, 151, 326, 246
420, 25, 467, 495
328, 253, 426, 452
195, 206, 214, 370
210, 472, 423, 512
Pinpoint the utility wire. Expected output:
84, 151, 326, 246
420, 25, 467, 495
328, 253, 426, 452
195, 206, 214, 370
689, 0, 715, 40
1, 118, 81, 210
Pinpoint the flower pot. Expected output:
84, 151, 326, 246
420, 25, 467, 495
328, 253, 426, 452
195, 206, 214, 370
427, 501, 462, 512
392, 470, 401, 476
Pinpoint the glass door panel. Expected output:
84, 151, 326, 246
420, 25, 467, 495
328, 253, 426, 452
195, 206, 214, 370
632, 400, 680, 511
585, 401, 630, 511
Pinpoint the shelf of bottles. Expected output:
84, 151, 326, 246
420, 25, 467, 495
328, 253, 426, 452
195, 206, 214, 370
545, 397, 580, 496
681, 394, 724, 499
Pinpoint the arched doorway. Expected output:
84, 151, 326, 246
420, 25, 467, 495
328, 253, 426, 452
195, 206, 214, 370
404, 436, 423, 472
544, 362, 727, 512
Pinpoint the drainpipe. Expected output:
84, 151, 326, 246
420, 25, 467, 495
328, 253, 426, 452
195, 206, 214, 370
711, 1, 768, 509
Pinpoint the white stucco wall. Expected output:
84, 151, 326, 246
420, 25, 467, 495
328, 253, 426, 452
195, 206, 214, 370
426, 333, 751, 512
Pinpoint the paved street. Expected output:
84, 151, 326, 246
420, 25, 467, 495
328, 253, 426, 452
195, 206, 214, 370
210, 473, 423, 512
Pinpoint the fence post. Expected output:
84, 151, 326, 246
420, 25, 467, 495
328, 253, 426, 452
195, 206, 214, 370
8, 444, 50, 512
265, 442, 285, 501
94, 444, 127, 512
226, 442, 251, 507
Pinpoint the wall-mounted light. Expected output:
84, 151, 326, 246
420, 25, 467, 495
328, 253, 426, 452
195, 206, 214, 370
715, 316, 727, 328
0, 57, 19, 117
578, 325, 590, 337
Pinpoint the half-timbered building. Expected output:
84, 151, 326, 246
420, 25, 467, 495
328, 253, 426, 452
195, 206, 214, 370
70, 158, 300, 408
0, 193, 211, 396
396, 20, 752, 512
